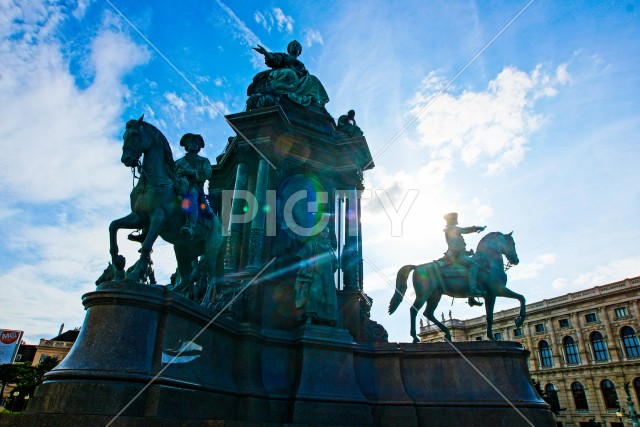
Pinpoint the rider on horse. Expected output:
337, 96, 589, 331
175, 133, 212, 239
442, 212, 486, 305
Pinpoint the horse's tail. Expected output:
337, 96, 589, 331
388, 265, 416, 314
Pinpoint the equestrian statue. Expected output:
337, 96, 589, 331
389, 213, 526, 343
108, 115, 225, 307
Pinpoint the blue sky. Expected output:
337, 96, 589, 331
1, 0, 639, 344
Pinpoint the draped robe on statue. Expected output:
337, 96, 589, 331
248, 52, 329, 108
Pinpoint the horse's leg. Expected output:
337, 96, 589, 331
495, 287, 527, 328
171, 245, 197, 297
409, 270, 429, 343
127, 210, 166, 281
485, 295, 496, 340
410, 297, 427, 344
424, 291, 448, 340
201, 222, 224, 308
109, 213, 145, 277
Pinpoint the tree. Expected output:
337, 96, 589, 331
0, 363, 24, 403
3, 356, 59, 412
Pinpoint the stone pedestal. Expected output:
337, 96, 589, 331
27, 282, 555, 426
293, 325, 371, 425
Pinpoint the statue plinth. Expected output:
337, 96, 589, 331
26, 283, 555, 426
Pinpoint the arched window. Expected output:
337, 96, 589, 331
539, 340, 553, 367
600, 379, 620, 409
571, 382, 589, 410
621, 326, 640, 358
563, 336, 580, 364
545, 383, 561, 412
591, 331, 609, 361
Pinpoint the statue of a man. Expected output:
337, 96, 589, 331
175, 133, 212, 238
443, 212, 486, 302
294, 227, 339, 326
337, 110, 363, 137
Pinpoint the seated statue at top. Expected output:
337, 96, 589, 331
336, 110, 363, 137
247, 40, 329, 111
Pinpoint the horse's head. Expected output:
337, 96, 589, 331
122, 115, 148, 168
477, 231, 519, 267
502, 231, 519, 266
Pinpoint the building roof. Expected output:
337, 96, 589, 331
49, 329, 80, 343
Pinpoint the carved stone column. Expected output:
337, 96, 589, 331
547, 316, 560, 367
247, 159, 270, 269
225, 161, 249, 271
526, 323, 539, 372
602, 305, 620, 362
342, 188, 359, 291
570, 312, 588, 365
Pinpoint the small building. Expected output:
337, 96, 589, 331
32, 328, 80, 365
419, 276, 640, 427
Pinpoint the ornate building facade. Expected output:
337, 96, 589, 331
419, 276, 640, 427
32, 328, 79, 365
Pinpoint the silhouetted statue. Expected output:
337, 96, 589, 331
336, 110, 363, 137
247, 40, 329, 110
109, 116, 224, 308
175, 133, 212, 239
442, 212, 486, 304
295, 228, 338, 326
389, 231, 524, 343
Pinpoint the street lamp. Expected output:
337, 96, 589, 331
617, 410, 625, 427
10, 390, 19, 412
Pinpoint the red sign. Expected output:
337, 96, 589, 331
0, 330, 20, 345
0, 329, 23, 364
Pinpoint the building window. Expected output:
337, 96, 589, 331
614, 307, 628, 318
585, 313, 597, 323
535, 323, 546, 333
494, 332, 502, 341
591, 331, 609, 361
634, 377, 640, 404
514, 328, 522, 337
558, 318, 570, 328
545, 384, 561, 413
621, 326, 640, 358
571, 381, 589, 410
539, 340, 553, 367
563, 336, 580, 364
600, 379, 620, 409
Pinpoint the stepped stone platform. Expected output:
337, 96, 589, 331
25, 282, 553, 426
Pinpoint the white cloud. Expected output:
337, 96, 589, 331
411, 64, 570, 175
545, 256, 640, 295
254, 11, 272, 33
165, 92, 186, 109
0, 3, 163, 343
508, 253, 557, 282
215, 0, 264, 65
302, 29, 323, 47
273, 8, 294, 33
0, 8, 149, 204
253, 8, 294, 34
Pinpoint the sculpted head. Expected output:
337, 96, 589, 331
287, 40, 302, 58
180, 133, 205, 153
443, 212, 458, 226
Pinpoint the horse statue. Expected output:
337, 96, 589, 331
108, 116, 225, 307
388, 231, 525, 343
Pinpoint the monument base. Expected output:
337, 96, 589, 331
27, 282, 554, 426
